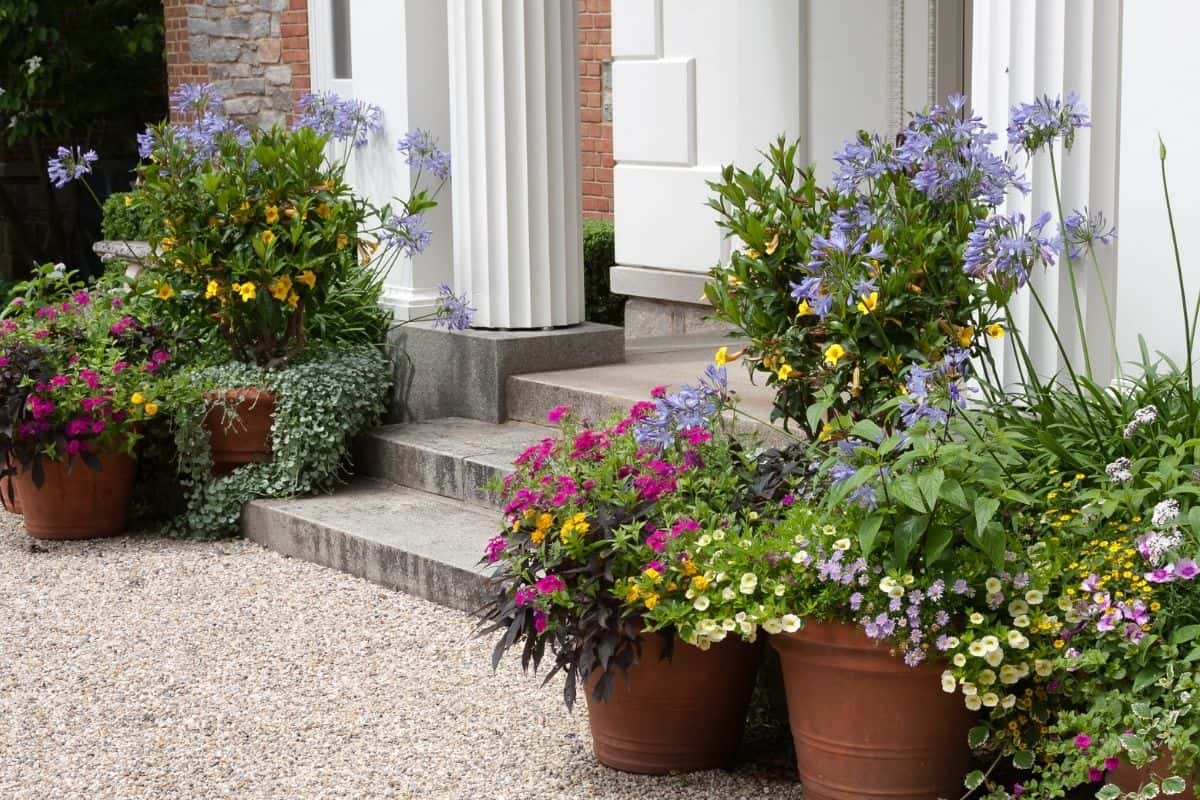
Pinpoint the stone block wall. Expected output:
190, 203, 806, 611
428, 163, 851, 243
579, 0, 614, 221
164, 0, 310, 129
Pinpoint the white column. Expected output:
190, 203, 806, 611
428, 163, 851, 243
970, 0, 1122, 385
446, 0, 585, 329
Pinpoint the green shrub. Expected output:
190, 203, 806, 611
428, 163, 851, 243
100, 191, 151, 241
582, 218, 623, 325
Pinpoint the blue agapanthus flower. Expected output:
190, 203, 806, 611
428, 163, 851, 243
432, 284, 474, 330
963, 210, 1058, 290
1062, 207, 1117, 260
633, 368, 728, 450
46, 146, 98, 189
295, 92, 384, 148
1007, 92, 1091, 155
397, 129, 451, 181
380, 212, 433, 258
171, 82, 223, 115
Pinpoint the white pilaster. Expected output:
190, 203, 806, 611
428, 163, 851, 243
446, 0, 585, 329
970, 0, 1122, 385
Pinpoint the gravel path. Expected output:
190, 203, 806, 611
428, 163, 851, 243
0, 511, 801, 800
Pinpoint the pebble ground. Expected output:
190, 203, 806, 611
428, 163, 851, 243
0, 511, 801, 800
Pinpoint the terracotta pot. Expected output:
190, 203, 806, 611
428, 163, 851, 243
13, 453, 136, 540
203, 388, 276, 474
773, 621, 977, 800
0, 459, 20, 515
1110, 755, 1195, 799
584, 632, 761, 774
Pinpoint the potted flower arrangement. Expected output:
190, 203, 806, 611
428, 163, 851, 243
0, 266, 168, 538
123, 84, 457, 473
481, 367, 788, 774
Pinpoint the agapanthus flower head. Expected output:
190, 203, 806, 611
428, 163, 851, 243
295, 92, 384, 148
171, 82, 223, 116
1008, 92, 1091, 155
432, 284, 474, 330
397, 129, 451, 181
830, 133, 896, 196
380, 212, 433, 258
1062, 207, 1117, 260
963, 210, 1058, 291
46, 146, 99, 189
136, 127, 156, 159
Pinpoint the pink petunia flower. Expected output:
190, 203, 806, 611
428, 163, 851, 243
546, 405, 571, 424
1074, 733, 1092, 750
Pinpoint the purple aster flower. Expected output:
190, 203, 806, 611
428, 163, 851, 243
46, 146, 99, 189
1008, 92, 1091, 155
397, 129, 452, 180
136, 127, 156, 160
295, 92, 385, 148
952, 579, 970, 595
928, 579, 945, 602
432, 284, 474, 330
935, 610, 950, 627
936, 634, 953, 651
849, 592, 864, 611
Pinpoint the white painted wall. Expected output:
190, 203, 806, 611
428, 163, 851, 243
1115, 1, 1200, 369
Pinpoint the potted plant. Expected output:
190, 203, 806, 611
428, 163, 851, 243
481, 368, 773, 774
0, 274, 168, 539
125, 85, 455, 473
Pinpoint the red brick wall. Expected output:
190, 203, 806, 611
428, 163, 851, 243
281, 0, 311, 116
163, 0, 206, 96
579, 0, 614, 221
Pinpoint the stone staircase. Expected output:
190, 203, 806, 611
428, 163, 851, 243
241, 332, 777, 614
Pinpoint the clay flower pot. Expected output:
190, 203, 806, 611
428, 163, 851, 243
14, 453, 136, 540
1110, 755, 1195, 799
584, 632, 761, 774
203, 388, 276, 474
772, 621, 976, 800
0, 459, 20, 515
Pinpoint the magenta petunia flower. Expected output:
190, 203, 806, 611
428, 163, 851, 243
1074, 733, 1092, 750
546, 405, 571, 424
1146, 565, 1177, 584
1088, 767, 1104, 782
1105, 757, 1120, 771
535, 575, 566, 594
533, 610, 548, 633
514, 586, 537, 607
484, 535, 506, 563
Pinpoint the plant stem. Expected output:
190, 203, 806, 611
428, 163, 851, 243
1159, 142, 1198, 426
1025, 283, 1106, 444
1049, 150, 1095, 379
1084, 242, 1122, 381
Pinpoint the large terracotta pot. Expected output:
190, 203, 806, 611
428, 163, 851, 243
773, 621, 976, 800
584, 632, 761, 774
0, 459, 20, 515
13, 453, 136, 540
1110, 755, 1195, 799
203, 388, 276, 474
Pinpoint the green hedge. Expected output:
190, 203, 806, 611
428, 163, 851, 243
100, 191, 153, 241
583, 218, 624, 326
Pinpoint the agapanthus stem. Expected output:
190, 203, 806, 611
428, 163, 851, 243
1159, 142, 1198, 422
1048, 150, 1095, 379
1025, 281, 1105, 443
1084, 241, 1122, 381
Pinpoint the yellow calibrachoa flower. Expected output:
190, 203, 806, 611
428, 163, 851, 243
958, 326, 975, 347
130, 392, 145, 406
643, 567, 663, 584
777, 363, 795, 381
205, 280, 222, 299
796, 299, 813, 318
625, 584, 641, 603
715, 346, 729, 367
530, 512, 554, 544
644, 594, 660, 610
297, 270, 317, 290
823, 343, 847, 367
265, 205, 280, 224
986, 323, 1005, 339
270, 275, 293, 301
337, 233, 350, 250
144, 402, 159, 416
123, 195, 133, 207
235, 282, 257, 303
691, 575, 711, 591
155, 282, 175, 301
855, 291, 879, 314
260, 229, 276, 246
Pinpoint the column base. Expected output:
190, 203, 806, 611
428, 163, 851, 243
387, 321, 625, 423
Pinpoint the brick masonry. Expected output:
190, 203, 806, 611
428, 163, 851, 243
164, 0, 310, 129
163, 0, 613, 220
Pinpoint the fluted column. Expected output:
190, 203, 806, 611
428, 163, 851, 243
446, 0, 585, 329
971, 0, 1122, 385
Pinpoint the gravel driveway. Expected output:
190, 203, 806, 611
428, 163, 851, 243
0, 511, 801, 800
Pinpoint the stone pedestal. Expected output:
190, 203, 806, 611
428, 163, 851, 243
446, 0, 585, 329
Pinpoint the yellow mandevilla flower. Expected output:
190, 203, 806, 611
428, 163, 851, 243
265, 205, 280, 224
855, 291, 879, 314
823, 343, 847, 367
777, 363, 795, 381
270, 275, 293, 301
297, 270, 317, 290
286, 291, 300, 310
205, 280, 222, 299
234, 282, 257, 303
315, 202, 332, 220
155, 282, 175, 301
986, 323, 1005, 339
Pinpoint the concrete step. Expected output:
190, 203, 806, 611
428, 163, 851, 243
353, 417, 547, 509
242, 479, 501, 613
506, 337, 795, 446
